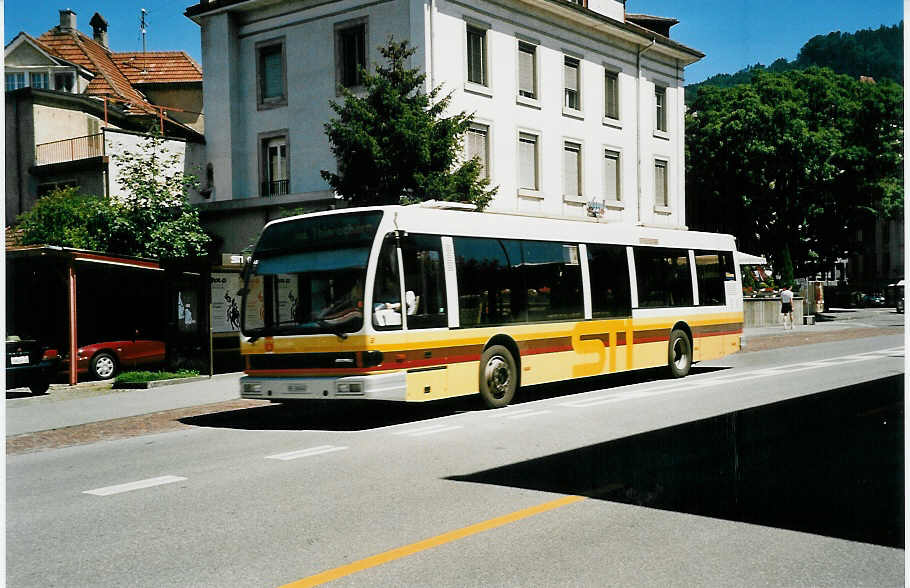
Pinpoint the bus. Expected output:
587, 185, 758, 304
238, 203, 743, 408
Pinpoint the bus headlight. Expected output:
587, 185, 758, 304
336, 382, 363, 396
243, 382, 262, 394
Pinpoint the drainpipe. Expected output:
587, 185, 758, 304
428, 0, 436, 89
636, 39, 656, 225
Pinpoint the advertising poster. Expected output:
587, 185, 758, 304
211, 272, 242, 333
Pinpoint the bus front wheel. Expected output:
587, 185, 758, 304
479, 345, 517, 409
667, 329, 692, 378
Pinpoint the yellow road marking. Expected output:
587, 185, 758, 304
279, 495, 586, 588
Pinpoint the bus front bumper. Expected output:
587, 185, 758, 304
240, 372, 407, 401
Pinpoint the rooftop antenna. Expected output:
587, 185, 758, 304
139, 8, 149, 74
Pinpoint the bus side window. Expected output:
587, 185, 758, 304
694, 250, 731, 306
401, 234, 448, 329
372, 235, 403, 330
634, 247, 693, 308
588, 244, 632, 317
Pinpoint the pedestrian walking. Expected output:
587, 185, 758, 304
780, 284, 794, 329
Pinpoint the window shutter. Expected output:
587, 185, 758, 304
604, 150, 619, 201
605, 72, 618, 119
655, 160, 668, 206
518, 45, 534, 97
519, 134, 537, 190
564, 143, 580, 198
261, 48, 283, 99
564, 59, 578, 92
466, 127, 488, 179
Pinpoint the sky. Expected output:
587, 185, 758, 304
3, 0, 904, 84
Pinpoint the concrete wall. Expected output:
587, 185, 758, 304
744, 297, 803, 328
140, 85, 205, 132
33, 103, 105, 145
105, 128, 205, 202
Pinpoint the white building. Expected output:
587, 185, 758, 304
186, 0, 702, 253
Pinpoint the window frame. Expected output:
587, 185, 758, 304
562, 140, 583, 203
633, 246, 694, 309
603, 148, 622, 205
335, 17, 368, 92
517, 40, 538, 102
563, 55, 581, 113
465, 24, 488, 88
654, 85, 668, 132
654, 158, 670, 211
258, 129, 290, 197
517, 130, 541, 197
255, 37, 287, 110
604, 69, 620, 121
465, 122, 491, 180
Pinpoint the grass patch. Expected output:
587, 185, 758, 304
115, 370, 200, 384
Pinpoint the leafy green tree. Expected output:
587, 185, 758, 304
17, 186, 117, 251
322, 38, 497, 209
686, 67, 902, 275
16, 134, 211, 260
109, 133, 212, 259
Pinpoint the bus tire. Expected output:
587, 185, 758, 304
479, 345, 517, 409
667, 329, 692, 378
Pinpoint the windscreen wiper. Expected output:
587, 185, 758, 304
315, 319, 349, 340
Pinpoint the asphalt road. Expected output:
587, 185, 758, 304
6, 330, 904, 587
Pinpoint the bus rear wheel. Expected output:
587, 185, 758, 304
667, 329, 692, 378
479, 345, 517, 409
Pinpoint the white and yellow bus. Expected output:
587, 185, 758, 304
239, 203, 743, 408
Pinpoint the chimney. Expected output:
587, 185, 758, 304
58, 8, 77, 31
90, 12, 109, 48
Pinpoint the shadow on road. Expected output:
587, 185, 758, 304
179, 365, 729, 432
448, 374, 904, 548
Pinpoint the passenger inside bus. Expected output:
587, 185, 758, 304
373, 290, 418, 326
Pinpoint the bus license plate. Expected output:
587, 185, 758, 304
11, 355, 29, 365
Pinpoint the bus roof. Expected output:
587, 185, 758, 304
261, 205, 738, 251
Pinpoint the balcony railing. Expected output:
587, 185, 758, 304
261, 179, 289, 197
35, 133, 104, 166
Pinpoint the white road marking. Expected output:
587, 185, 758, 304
505, 410, 552, 420
265, 445, 348, 461
490, 408, 537, 418
559, 346, 904, 409
83, 475, 187, 496
393, 423, 463, 437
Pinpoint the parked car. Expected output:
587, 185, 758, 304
73, 339, 166, 380
6, 336, 61, 394
861, 293, 885, 307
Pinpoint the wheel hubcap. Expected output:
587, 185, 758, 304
484, 356, 511, 399
673, 340, 688, 369
96, 357, 114, 378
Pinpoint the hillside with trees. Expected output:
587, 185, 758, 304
686, 22, 902, 103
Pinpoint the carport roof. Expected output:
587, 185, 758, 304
6, 245, 161, 270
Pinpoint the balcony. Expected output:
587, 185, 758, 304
35, 133, 104, 166
261, 179, 289, 197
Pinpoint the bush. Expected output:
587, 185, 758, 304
114, 369, 200, 384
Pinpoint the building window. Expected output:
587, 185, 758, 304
5, 73, 25, 91
563, 142, 582, 200
604, 70, 619, 120
655, 159, 669, 207
518, 42, 536, 99
465, 123, 490, 180
29, 72, 49, 89
261, 135, 289, 196
336, 21, 367, 88
466, 26, 487, 86
564, 57, 580, 110
604, 149, 620, 202
655, 85, 667, 131
54, 72, 74, 92
518, 132, 539, 191
257, 39, 286, 108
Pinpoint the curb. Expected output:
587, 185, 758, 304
113, 376, 211, 389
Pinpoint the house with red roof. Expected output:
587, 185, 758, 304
5, 9, 207, 226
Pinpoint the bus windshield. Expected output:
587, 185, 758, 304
241, 211, 383, 338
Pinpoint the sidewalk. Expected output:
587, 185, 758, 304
6, 372, 242, 436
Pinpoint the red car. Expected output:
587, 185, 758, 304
73, 340, 166, 380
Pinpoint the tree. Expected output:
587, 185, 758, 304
322, 38, 497, 209
686, 67, 902, 275
16, 133, 212, 260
